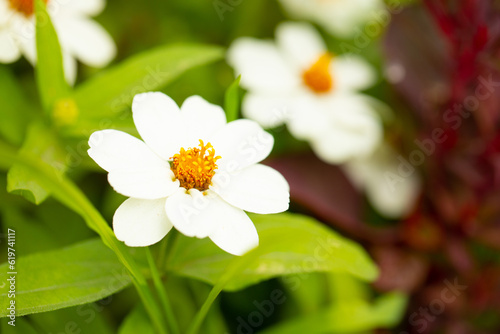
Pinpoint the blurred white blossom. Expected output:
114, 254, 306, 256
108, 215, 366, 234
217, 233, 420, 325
228, 22, 382, 164
0, 0, 116, 84
342, 143, 421, 218
278, 0, 385, 38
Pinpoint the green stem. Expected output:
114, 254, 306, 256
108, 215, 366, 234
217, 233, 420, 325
0, 142, 167, 334
186, 250, 259, 334
157, 229, 177, 271
146, 248, 180, 334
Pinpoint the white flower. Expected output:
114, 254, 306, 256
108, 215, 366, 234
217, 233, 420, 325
278, 0, 385, 38
88, 92, 290, 256
228, 22, 382, 164
0, 0, 116, 84
342, 143, 421, 218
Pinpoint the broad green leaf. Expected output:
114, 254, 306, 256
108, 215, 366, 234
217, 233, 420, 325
224, 75, 241, 122
70, 44, 224, 126
167, 213, 379, 292
0, 238, 131, 317
7, 123, 66, 204
35, 0, 70, 112
260, 292, 408, 334
0, 66, 37, 146
119, 305, 155, 334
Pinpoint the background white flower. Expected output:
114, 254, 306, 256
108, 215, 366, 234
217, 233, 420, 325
0, 0, 116, 84
278, 0, 385, 38
228, 21, 382, 164
88, 92, 290, 256
342, 143, 421, 218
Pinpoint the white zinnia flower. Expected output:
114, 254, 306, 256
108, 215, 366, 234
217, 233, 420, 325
228, 22, 382, 164
0, 0, 116, 84
278, 0, 385, 38
88, 92, 290, 256
342, 143, 421, 218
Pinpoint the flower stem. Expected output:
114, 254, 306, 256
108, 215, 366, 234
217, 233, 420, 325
146, 247, 181, 334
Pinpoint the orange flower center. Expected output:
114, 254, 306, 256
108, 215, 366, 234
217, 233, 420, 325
170, 140, 221, 191
8, 0, 48, 17
302, 52, 334, 94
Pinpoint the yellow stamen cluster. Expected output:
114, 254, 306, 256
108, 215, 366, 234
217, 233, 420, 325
302, 52, 334, 94
170, 140, 221, 191
8, 0, 48, 17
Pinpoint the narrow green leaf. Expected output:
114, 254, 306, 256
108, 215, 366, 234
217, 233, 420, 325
260, 293, 408, 334
35, 0, 70, 111
7, 123, 66, 204
224, 75, 241, 122
71, 44, 224, 123
168, 212, 379, 292
0, 238, 131, 317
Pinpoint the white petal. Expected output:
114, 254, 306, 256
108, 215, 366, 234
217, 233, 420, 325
0, 1, 12, 25
56, 16, 116, 68
0, 30, 21, 63
333, 55, 377, 92
165, 189, 222, 239
113, 198, 173, 247
212, 164, 289, 214
308, 95, 382, 164
210, 119, 274, 171
209, 204, 259, 256
343, 144, 420, 218
63, 51, 77, 85
285, 95, 331, 140
366, 169, 420, 218
132, 92, 184, 160
88, 129, 179, 199
15, 21, 36, 64
227, 37, 300, 94
56, 0, 105, 16
180, 95, 227, 146
241, 93, 293, 128
276, 21, 326, 69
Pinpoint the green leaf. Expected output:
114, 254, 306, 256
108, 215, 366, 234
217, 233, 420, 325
7, 123, 66, 204
168, 212, 379, 292
0, 66, 37, 145
35, 0, 70, 112
224, 75, 241, 122
0, 238, 131, 317
186, 213, 379, 334
70, 43, 224, 127
31, 305, 114, 334
260, 292, 408, 334
119, 305, 155, 334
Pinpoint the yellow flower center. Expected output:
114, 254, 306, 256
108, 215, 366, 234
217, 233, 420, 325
170, 140, 221, 191
8, 0, 48, 17
302, 52, 334, 94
